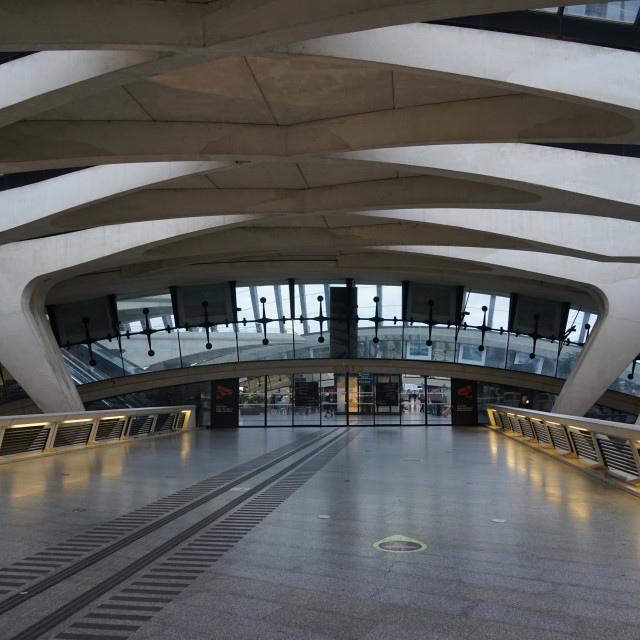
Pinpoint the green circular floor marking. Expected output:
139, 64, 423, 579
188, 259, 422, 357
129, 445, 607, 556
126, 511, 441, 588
374, 535, 427, 553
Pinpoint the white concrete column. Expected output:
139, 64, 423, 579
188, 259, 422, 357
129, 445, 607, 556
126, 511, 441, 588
552, 277, 640, 416
379, 246, 640, 417
0, 215, 258, 413
0, 277, 84, 412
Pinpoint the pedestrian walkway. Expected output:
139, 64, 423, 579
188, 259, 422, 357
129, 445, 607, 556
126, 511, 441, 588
1, 425, 639, 639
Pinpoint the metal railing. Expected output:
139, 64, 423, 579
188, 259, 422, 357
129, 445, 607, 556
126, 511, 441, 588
486, 404, 640, 491
0, 406, 195, 462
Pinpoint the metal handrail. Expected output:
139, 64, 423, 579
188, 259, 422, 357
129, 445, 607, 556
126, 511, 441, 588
486, 404, 640, 487
0, 405, 195, 462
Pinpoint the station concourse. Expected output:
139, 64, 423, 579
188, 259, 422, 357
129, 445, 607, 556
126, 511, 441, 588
1, 1, 640, 638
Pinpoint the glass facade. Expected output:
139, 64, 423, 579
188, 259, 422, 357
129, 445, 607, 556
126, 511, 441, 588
17, 280, 640, 418
51, 281, 600, 389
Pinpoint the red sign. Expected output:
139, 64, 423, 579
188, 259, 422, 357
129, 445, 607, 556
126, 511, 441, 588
457, 385, 473, 400
216, 385, 233, 400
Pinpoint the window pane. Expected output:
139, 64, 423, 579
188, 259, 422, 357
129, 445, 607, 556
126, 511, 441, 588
565, 2, 640, 23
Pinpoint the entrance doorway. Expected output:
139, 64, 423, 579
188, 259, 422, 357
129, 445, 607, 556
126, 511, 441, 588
401, 375, 452, 426
237, 373, 451, 427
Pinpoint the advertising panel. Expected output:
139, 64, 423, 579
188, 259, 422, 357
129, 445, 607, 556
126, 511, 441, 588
212, 378, 239, 428
451, 379, 478, 426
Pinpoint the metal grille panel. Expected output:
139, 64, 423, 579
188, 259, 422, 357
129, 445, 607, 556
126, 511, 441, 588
596, 436, 639, 478
531, 419, 549, 445
547, 423, 571, 452
569, 430, 599, 463
507, 414, 521, 435
518, 417, 534, 439
154, 414, 175, 433
175, 413, 186, 430
0, 425, 49, 456
128, 415, 154, 437
53, 422, 93, 448
95, 418, 126, 442
497, 412, 510, 430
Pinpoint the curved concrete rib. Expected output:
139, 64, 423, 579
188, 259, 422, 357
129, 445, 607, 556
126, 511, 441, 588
287, 22, 640, 112
0, 161, 229, 243
337, 145, 640, 217
356, 208, 640, 261
0, 215, 260, 413
0, 50, 162, 127
0, 1, 598, 50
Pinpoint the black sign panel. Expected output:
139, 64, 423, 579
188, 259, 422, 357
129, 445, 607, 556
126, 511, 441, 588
376, 382, 398, 407
294, 381, 318, 407
329, 286, 357, 358
172, 283, 236, 328
508, 294, 569, 341
212, 378, 239, 428
405, 283, 463, 325
49, 296, 117, 345
451, 379, 478, 426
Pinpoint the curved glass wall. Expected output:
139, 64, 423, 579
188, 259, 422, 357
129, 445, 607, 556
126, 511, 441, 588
55, 281, 599, 392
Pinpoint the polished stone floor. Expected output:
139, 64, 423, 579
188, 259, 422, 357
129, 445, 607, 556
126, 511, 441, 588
1, 425, 640, 640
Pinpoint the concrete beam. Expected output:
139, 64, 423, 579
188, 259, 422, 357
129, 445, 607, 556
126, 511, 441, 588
1, 94, 634, 173
357, 208, 640, 261
0, 1, 606, 50
286, 22, 640, 112
0, 161, 228, 243
0, 50, 162, 127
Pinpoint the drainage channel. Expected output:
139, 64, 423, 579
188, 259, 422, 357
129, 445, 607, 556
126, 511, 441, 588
0, 427, 341, 615
9, 427, 358, 640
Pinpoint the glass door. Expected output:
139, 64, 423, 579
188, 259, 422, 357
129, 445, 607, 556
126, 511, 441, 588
426, 377, 452, 425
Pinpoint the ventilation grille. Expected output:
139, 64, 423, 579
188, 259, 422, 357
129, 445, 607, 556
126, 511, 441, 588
175, 412, 187, 430
547, 423, 570, 453
54, 422, 93, 448
128, 415, 154, 437
95, 418, 126, 442
531, 419, 549, 445
0, 425, 49, 456
569, 430, 599, 463
507, 414, 521, 435
497, 412, 510, 430
154, 414, 176, 433
518, 417, 534, 439
597, 436, 639, 478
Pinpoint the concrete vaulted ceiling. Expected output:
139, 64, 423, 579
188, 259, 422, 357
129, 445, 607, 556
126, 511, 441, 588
1, 0, 640, 415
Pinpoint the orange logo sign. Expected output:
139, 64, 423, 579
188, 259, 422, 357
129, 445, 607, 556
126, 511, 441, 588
457, 385, 473, 399
216, 385, 233, 400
